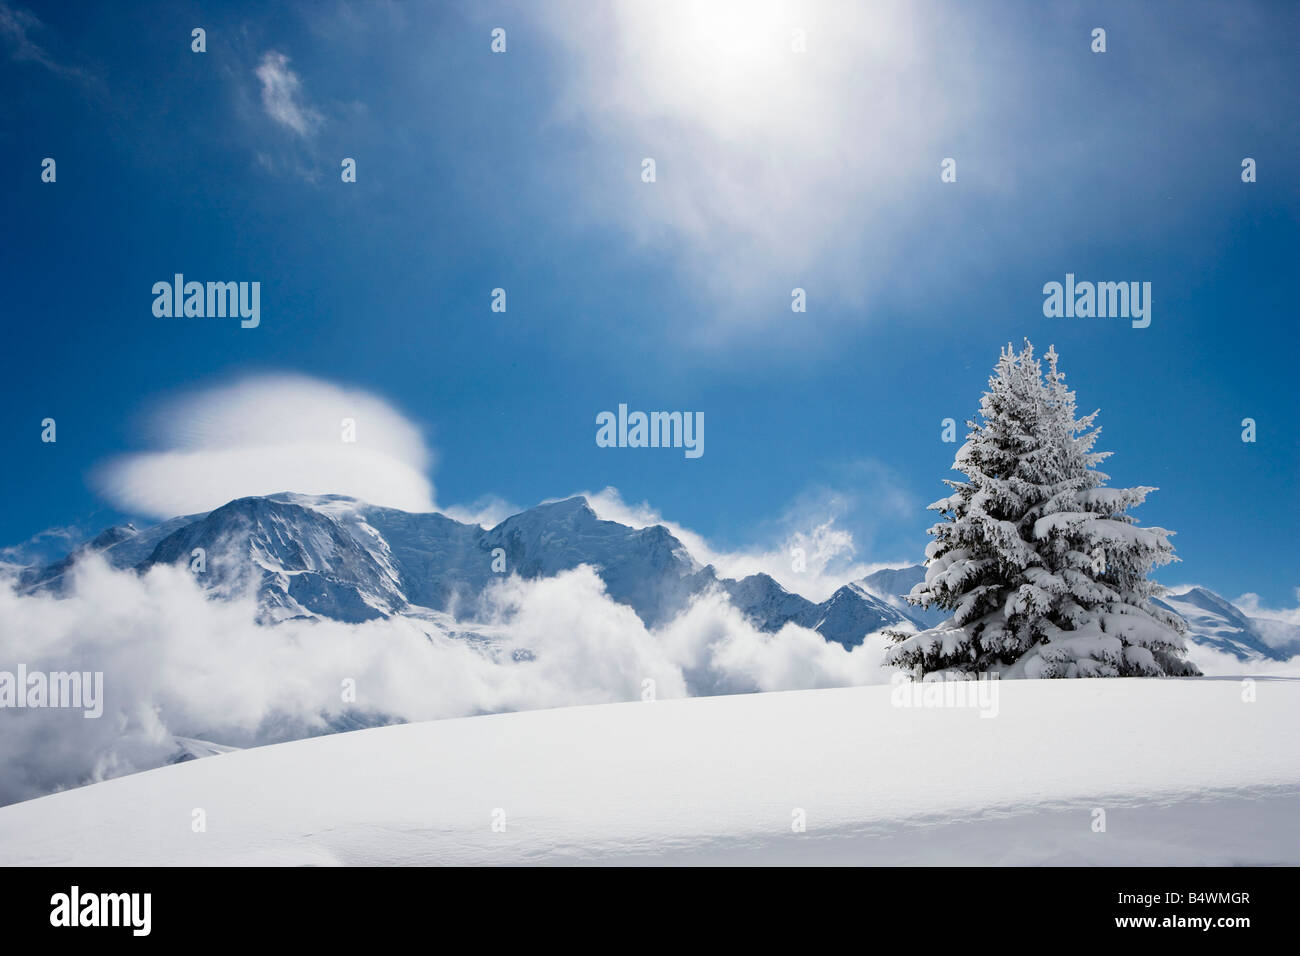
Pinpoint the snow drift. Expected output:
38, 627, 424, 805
0, 677, 1295, 866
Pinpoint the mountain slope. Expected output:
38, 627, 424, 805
140, 496, 409, 623
18, 493, 917, 644
858, 565, 948, 629
3, 678, 1296, 865
810, 582, 909, 648
17, 514, 198, 593
480, 497, 712, 627
1156, 586, 1300, 661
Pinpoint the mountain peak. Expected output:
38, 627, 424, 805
1167, 586, 1246, 621
534, 495, 593, 515
489, 496, 600, 533
88, 524, 139, 550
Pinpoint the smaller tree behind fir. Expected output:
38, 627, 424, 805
887, 341, 1199, 679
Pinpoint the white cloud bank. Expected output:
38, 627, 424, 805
1232, 590, 1300, 650
0, 557, 890, 806
1234, 590, 1300, 627
95, 373, 436, 518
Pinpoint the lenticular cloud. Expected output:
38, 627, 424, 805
95, 373, 436, 518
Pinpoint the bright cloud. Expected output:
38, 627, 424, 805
580, 484, 912, 602
1232, 590, 1300, 649
255, 50, 322, 136
1182, 640, 1300, 679
1234, 590, 1300, 626
524, 0, 988, 315
442, 495, 522, 530
0, 557, 891, 806
94, 373, 436, 517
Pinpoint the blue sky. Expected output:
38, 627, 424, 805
2, 0, 1297, 603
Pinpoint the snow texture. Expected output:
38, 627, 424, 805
0, 678, 1294, 865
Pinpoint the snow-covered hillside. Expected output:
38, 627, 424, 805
1, 678, 1296, 866
4, 492, 1295, 810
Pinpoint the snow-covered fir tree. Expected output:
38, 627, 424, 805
886, 341, 1199, 679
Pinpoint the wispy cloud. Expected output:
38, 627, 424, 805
0, 524, 86, 570
515, 0, 1293, 336
581, 478, 914, 602
520, 0, 980, 320
1234, 590, 1300, 627
442, 495, 522, 529
0, 1, 97, 85
1233, 590, 1300, 650
254, 50, 322, 137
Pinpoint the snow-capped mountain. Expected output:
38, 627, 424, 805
13, 493, 1293, 661
17, 493, 924, 646
857, 565, 949, 629
1155, 586, 1300, 661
